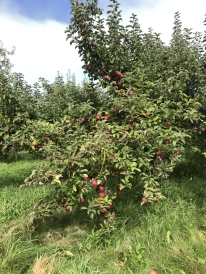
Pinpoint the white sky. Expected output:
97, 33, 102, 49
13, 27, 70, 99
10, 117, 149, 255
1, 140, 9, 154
0, 0, 205, 86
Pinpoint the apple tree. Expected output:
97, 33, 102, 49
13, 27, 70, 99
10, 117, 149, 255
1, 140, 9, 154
21, 0, 205, 229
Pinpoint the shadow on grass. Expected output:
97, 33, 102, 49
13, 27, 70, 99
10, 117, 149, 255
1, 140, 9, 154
31, 210, 93, 233
0, 150, 44, 163
28, 174, 206, 238
0, 156, 40, 188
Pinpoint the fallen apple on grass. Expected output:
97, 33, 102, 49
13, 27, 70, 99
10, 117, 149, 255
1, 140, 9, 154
150, 269, 158, 274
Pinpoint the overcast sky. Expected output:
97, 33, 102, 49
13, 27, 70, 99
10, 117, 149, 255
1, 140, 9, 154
0, 0, 205, 86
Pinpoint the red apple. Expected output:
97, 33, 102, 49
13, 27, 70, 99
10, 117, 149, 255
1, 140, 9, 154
105, 204, 112, 210
111, 173, 116, 177
91, 179, 98, 186
91, 41, 97, 47
116, 71, 124, 78
103, 116, 109, 121
121, 92, 125, 97
98, 192, 106, 198
150, 269, 158, 274
142, 197, 148, 203
200, 127, 206, 132
154, 198, 158, 203
167, 122, 171, 126
117, 191, 122, 196
34, 99, 38, 103
102, 207, 108, 213
204, 155, 206, 159
104, 75, 110, 80
110, 215, 115, 220
83, 177, 90, 181
172, 158, 177, 162
174, 150, 180, 155
80, 197, 85, 203
65, 205, 70, 211
128, 90, 134, 95
156, 151, 162, 156
98, 185, 106, 192
86, 64, 93, 71
163, 138, 169, 144
111, 72, 117, 79
98, 70, 104, 76
114, 38, 120, 43
32, 142, 39, 148
116, 81, 122, 87
96, 115, 101, 121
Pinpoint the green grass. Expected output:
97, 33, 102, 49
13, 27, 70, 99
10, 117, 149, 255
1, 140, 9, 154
0, 152, 206, 274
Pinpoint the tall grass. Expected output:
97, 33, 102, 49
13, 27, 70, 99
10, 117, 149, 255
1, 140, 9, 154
0, 151, 206, 273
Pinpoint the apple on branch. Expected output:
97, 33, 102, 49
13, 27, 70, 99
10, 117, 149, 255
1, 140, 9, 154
80, 197, 86, 203
98, 192, 106, 198
128, 90, 134, 95
32, 142, 39, 148
104, 75, 110, 80
116, 81, 123, 88
98, 185, 106, 192
65, 205, 70, 212
86, 64, 93, 71
91, 41, 97, 47
142, 197, 148, 203
98, 70, 104, 76
91, 179, 98, 186
96, 115, 101, 121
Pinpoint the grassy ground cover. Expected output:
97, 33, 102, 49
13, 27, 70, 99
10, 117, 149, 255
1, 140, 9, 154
0, 152, 206, 274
